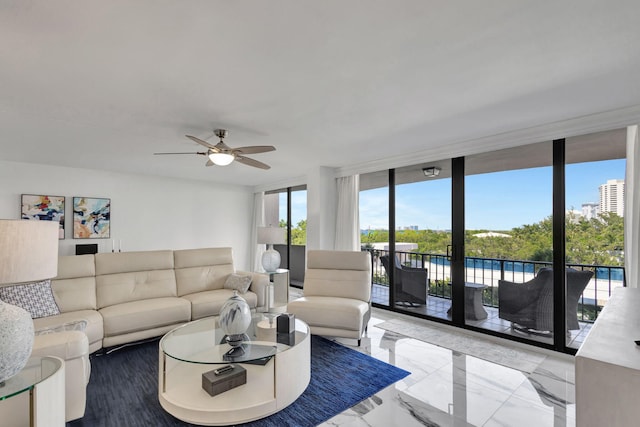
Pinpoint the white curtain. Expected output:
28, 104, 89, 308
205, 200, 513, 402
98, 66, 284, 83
334, 175, 360, 251
251, 192, 265, 272
625, 125, 639, 288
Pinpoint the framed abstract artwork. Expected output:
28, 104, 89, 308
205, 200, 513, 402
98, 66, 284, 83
73, 197, 111, 239
21, 194, 66, 239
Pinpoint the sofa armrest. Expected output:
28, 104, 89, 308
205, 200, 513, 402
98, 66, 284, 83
32, 330, 89, 361
238, 270, 269, 310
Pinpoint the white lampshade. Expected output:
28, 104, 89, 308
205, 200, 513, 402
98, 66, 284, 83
209, 152, 235, 166
0, 220, 59, 384
0, 220, 59, 284
257, 226, 286, 245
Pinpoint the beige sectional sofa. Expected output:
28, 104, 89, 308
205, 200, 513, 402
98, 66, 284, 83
29, 246, 268, 421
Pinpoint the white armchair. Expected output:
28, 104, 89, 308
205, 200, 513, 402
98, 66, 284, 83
287, 250, 372, 346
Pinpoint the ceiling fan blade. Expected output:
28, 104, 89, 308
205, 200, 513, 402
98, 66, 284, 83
235, 155, 270, 170
154, 152, 207, 155
186, 135, 218, 151
205, 159, 214, 167
233, 145, 276, 155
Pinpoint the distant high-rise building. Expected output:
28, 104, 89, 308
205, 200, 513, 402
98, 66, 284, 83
581, 202, 599, 220
599, 179, 625, 217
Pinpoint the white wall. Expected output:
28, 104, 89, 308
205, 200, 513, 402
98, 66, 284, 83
0, 160, 255, 269
305, 166, 336, 250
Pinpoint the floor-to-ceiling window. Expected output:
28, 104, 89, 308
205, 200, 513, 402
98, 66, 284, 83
358, 128, 627, 353
465, 141, 554, 346
564, 130, 626, 349
360, 171, 390, 307
265, 186, 307, 287
393, 161, 452, 318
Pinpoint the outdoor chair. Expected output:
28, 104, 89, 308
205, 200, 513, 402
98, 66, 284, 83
498, 267, 593, 334
380, 255, 428, 306
287, 250, 372, 346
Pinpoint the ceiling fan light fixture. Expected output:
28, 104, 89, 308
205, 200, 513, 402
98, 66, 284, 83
209, 152, 235, 166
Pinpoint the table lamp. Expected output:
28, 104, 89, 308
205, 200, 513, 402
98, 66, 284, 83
0, 220, 59, 384
257, 226, 285, 273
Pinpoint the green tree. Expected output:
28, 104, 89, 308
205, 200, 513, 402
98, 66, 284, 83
360, 212, 624, 267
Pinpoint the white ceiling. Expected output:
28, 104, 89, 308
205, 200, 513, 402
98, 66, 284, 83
2, 1, 640, 189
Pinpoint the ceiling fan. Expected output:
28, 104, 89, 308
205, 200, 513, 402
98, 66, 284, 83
154, 129, 275, 169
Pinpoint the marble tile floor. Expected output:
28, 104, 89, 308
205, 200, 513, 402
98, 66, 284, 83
318, 309, 576, 427
289, 288, 576, 427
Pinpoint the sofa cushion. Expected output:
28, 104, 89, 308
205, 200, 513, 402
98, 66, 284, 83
33, 309, 104, 353
95, 250, 174, 275
224, 273, 252, 293
174, 248, 235, 296
56, 254, 96, 279
96, 250, 178, 309
303, 268, 371, 302
0, 279, 61, 318
96, 270, 178, 309
303, 250, 371, 302
287, 296, 369, 332
182, 289, 258, 320
174, 247, 234, 269
52, 254, 97, 312
99, 297, 191, 337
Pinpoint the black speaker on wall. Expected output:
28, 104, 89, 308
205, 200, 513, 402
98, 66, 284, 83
76, 244, 98, 255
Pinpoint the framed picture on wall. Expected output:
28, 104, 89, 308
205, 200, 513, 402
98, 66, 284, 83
21, 194, 66, 239
73, 197, 111, 239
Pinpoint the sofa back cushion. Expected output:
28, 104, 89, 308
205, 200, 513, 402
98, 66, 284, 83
304, 250, 372, 302
52, 254, 97, 312
95, 250, 177, 309
174, 247, 235, 296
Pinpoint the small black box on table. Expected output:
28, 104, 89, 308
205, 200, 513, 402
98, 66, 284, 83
202, 364, 247, 397
277, 313, 295, 334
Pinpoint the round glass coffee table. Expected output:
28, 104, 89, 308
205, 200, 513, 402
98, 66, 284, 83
158, 314, 310, 426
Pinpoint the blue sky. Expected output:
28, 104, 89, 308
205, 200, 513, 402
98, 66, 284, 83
366, 159, 625, 230
281, 159, 625, 231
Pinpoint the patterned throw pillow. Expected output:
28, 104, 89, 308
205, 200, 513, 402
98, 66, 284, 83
0, 279, 61, 319
223, 274, 252, 294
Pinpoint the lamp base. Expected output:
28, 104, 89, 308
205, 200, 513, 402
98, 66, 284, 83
261, 245, 281, 273
0, 301, 35, 383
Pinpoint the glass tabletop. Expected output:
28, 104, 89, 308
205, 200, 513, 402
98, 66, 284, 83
160, 313, 308, 365
0, 357, 62, 400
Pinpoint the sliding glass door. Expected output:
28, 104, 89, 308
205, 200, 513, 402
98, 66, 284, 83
393, 162, 452, 318
360, 171, 390, 308
265, 185, 307, 287
358, 128, 628, 353
564, 130, 626, 349
464, 141, 555, 345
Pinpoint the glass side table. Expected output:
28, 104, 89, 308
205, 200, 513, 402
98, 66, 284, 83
0, 356, 65, 427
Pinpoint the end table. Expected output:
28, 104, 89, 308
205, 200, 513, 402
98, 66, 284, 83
0, 356, 65, 427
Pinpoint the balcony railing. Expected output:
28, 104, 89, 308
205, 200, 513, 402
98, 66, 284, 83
363, 248, 625, 323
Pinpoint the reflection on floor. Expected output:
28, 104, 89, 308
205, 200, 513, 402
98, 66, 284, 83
289, 287, 576, 426
370, 284, 592, 350
318, 308, 576, 427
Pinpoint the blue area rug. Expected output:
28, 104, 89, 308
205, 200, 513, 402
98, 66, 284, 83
67, 335, 410, 427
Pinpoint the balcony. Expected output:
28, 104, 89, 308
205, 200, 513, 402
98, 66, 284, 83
364, 249, 625, 348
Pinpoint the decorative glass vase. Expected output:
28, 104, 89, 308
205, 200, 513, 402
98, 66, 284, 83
219, 290, 251, 348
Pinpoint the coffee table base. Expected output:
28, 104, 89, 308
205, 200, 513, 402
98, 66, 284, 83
158, 333, 310, 426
